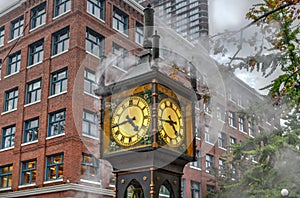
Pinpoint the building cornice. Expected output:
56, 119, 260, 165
0, 183, 114, 198
0, 0, 144, 18
0, 0, 26, 17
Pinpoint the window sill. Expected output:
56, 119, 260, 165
43, 178, 63, 184
229, 125, 237, 130
48, 91, 67, 99
0, 187, 12, 191
113, 27, 129, 38
112, 64, 128, 73
29, 23, 46, 32
21, 140, 38, 146
86, 51, 102, 60
18, 183, 36, 188
204, 141, 214, 146
204, 111, 212, 117
46, 133, 65, 140
0, 146, 14, 152
84, 92, 99, 99
190, 166, 201, 171
87, 12, 105, 24
218, 146, 227, 151
80, 179, 101, 186
24, 100, 41, 107
51, 50, 68, 59
4, 71, 20, 79
82, 133, 99, 140
1, 108, 17, 115
53, 10, 71, 21
27, 61, 43, 69
0, 44, 3, 48
8, 35, 23, 43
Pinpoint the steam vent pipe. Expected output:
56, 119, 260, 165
143, 4, 154, 49
152, 30, 160, 59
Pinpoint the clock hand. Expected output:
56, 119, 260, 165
126, 115, 139, 131
112, 120, 130, 128
160, 119, 177, 125
167, 115, 179, 135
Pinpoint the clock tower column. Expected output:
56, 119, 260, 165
95, 5, 199, 198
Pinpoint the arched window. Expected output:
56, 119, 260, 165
125, 179, 144, 198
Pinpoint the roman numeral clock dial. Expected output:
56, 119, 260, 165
158, 98, 184, 147
111, 96, 151, 147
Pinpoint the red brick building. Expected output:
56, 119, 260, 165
0, 0, 277, 198
0, 0, 144, 197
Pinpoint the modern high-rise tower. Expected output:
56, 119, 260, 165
136, 0, 209, 44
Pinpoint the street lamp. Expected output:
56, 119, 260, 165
281, 189, 289, 198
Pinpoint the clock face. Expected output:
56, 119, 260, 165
111, 96, 151, 147
158, 98, 184, 147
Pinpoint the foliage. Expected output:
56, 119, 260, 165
211, 0, 300, 108
214, 128, 300, 197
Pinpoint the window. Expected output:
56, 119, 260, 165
230, 136, 237, 151
135, 22, 143, 45
238, 116, 246, 132
190, 150, 201, 168
204, 125, 214, 144
52, 27, 70, 56
228, 111, 236, 128
86, 27, 104, 57
216, 105, 225, 121
31, 2, 46, 29
0, 26, 4, 46
4, 88, 18, 112
28, 39, 44, 66
24, 118, 39, 143
191, 181, 201, 198
237, 94, 244, 107
48, 109, 66, 137
206, 185, 216, 198
82, 110, 98, 137
206, 154, 214, 172
7, 51, 21, 76
87, 0, 105, 20
46, 153, 64, 181
113, 7, 128, 35
21, 160, 37, 185
0, 164, 12, 188
26, 79, 42, 104
159, 185, 170, 197
50, 68, 67, 96
219, 158, 226, 170
81, 153, 99, 181
112, 43, 127, 70
0, 59, 2, 79
84, 69, 97, 95
2, 125, 16, 149
249, 122, 255, 136
54, 0, 71, 17
181, 179, 186, 198
10, 16, 24, 40
218, 132, 226, 149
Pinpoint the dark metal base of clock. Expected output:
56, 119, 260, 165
114, 168, 183, 198
104, 147, 193, 173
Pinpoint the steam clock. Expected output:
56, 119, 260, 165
95, 5, 199, 198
